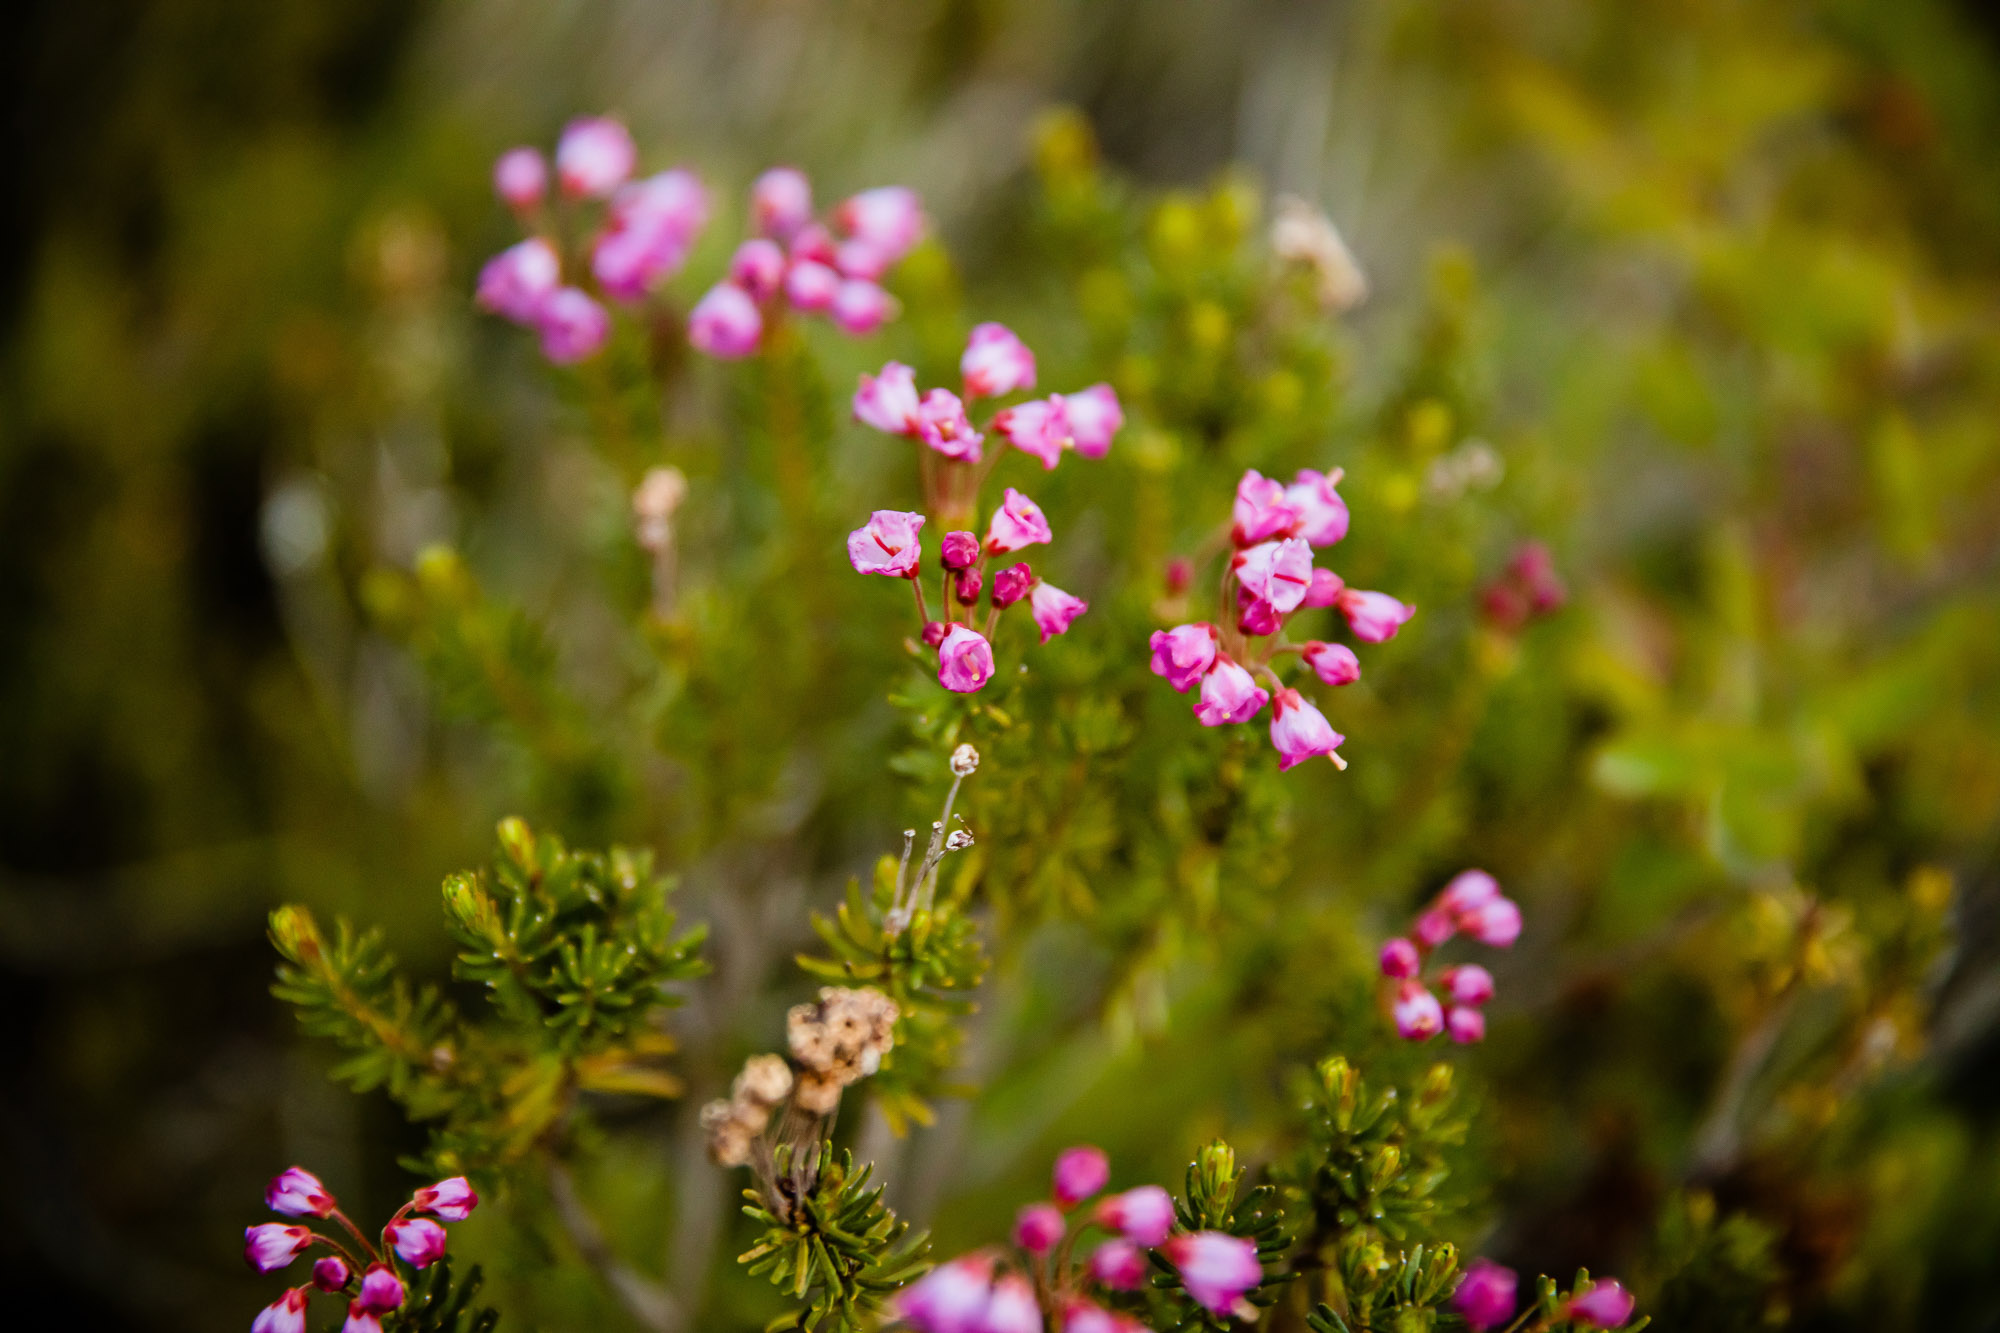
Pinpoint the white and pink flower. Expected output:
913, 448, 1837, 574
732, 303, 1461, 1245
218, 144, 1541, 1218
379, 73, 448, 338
847, 511, 926, 577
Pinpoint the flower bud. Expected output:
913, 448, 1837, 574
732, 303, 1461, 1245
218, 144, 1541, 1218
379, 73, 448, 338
1161, 1231, 1262, 1316
728, 238, 787, 303
922, 621, 950, 648
266, 1167, 335, 1218
1095, 1185, 1175, 1247
1460, 897, 1522, 948
829, 279, 896, 336
784, 259, 841, 312
1268, 689, 1345, 771
1438, 870, 1500, 916
1378, 937, 1420, 979
251, 1288, 310, 1333
961, 323, 1037, 400
1452, 1259, 1517, 1331
1567, 1279, 1636, 1328
1194, 657, 1269, 727
1414, 907, 1456, 949
1052, 1145, 1110, 1208
1231, 470, 1301, 546
493, 147, 547, 212
555, 117, 635, 199
1337, 588, 1416, 643
312, 1257, 352, 1292
1302, 641, 1360, 687
1445, 1006, 1486, 1044
954, 569, 983, 606
340, 1305, 384, 1333
412, 1175, 478, 1221
1089, 1239, 1148, 1291
991, 563, 1035, 608
1029, 581, 1088, 643
356, 1263, 405, 1314
1392, 981, 1444, 1040
388, 1216, 448, 1269
751, 167, 813, 241
940, 530, 982, 570
984, 1275, 1041, 1333
536, 287, 611, 364
1013, 1202, 1065, 1254
688, 282, 763, 359
1149, 624, 1218, 694
1442, 963, 1494, 1007
889, 1252, 995, 1333
245, 1223, 314, 1272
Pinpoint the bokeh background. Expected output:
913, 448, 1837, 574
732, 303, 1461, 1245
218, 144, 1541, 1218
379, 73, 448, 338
6, 1, 2000, 1329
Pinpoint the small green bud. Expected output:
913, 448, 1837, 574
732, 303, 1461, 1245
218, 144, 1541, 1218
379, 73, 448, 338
268, 904, 323, 963
496, 816, 536, 871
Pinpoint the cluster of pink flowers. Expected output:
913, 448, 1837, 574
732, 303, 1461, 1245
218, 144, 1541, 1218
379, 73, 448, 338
1480, 540, 1568, 633
1377, 869, 1521, 1043
846, 325, 1122, 693
1452, 1260, 1634, 1331
890, 1146, 1260, 1333
243, 1165, 478, 1333
688, 169, 925, 357
1150, 469, 1414, 771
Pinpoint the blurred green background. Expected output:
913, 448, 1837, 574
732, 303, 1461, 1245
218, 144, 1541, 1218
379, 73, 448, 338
5, 1, 2000, 1330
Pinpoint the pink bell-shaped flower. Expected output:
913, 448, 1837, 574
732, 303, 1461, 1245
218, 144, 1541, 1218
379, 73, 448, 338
555, 117, 636, 199
936, 625, 995, 694
847, 511, 926, 577
961, 323, 1037, 400
1149, 624, 1218, 693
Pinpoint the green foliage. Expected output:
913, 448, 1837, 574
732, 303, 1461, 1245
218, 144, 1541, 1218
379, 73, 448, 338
389, 1259, 503, 1333
1304, 1243, 1461, 1333
737, 1144, 931, 1333
1149, 1140, 1293, 1332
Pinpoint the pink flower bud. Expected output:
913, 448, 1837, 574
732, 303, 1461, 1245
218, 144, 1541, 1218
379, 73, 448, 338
1445, 1005, 1487, 1044
751, 167, 813, 241
688, 283, 763, 359
954, 569, 983, 606
940, 530, 982, 570
829, 279, 896, 335
1286, 469, 1350, 547
986, 488, 1052, 554
475, 238, 560, 325
412, 1176, 478, 1221
1236, 596, 1281, 638
555, 117, 635, 199
1059, 1299, 1120, 1333
266, 1167, 335, 1218
1508, 541, 1568, 614
1337, 589, 1415, 643
1089, 1239, 1148, 1291
1302, 641, 1360, 686
784, 259, 841, 312
835, 238, 895, 281
1301, 567, 1345, 608
1095, 1185, 1175, 1247
1029, 581, 1088, 644
1442, 963, 1495, 1006
991, 563, 1035, 608
1161, 1231, 1261, 1316
922, 621, 950, 648
313, 1257, 352, 1292
1414, 907, 1456, 949
1014, 1202, 1065, 1254
790, 221, 838, 267
245, 1223, 314, 1272
1378, 937, 1420, 979
992, 400, 1066, 470
835, 187, 925, 263
1052, 1145, 1110, 1208
252, 1288, 310, 1333
961, 323, 1038, 399
1195, 657, 1269, 726
1567, 1280, 1635, 1328
1231, 470, 1301, 546
847, 510, 926, 577
594, 170, 708, 299
1149, 623, 1219, 693
1438, 870, 1501, 917
356, 1264, 404, 1314
854, 363, 922, 435
493, 147, 548, 212
891, 1252, 995, 1333
1393, 981, 1444, 1040
536, 288, 611, 364
937, 624, 995, 693
340, 1306, 384, 1333
728, 238, 787, 303
1269, 689, 1344, 771
1460, 896, 1522, 948
917, 388, 982, 462
984, 1274, 1043, 1333
1057, 385, 1122, 458
387, 1216, 448, 1269
1452, 1259, 1517, 1332
1233, 538, 1314, 615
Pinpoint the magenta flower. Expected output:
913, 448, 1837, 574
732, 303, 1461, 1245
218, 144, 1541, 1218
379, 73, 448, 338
594, 169, 708, 300
961, 323, 1038, 400
1094, 1185, 1175, 1247
940, 530, 981, 570
688, 283, 763, 359
536, 288, 611, 364
1286, 469, 1350, 547
986, 488, 1052, 555
341, 1307, 384, 1333
784, 259, 841, 312
1460, 897, 1522, 948
387, 1216, 448, 1268
893, 1253, 995, 1333
1452, 1259, 1517, 1331
1231, 470, 1301, 546
1089, 1239, 1148, 1291
1052, 1145, 1110, 1208
1057, 385, 1122, 458
1414, 907, 1456, 949
1392, 981, 1444, 1040
955, 569, 983, 606
412, 1176, 478, 1221
555, 117, 636, 199
1445, 1005, 1487, 1044
937, 625, 995, 693
1161, 1231, 1262, 1316
1301, 567, 1345, 608
1059, 1299, 1119, 1333
751, 167, 813, 242
1233, 538, 1314, 615
992, 398, 1066, 469
1029, 582, 1088, 643
1337, 589, 1415, 643
847, 510, 926, 577
266, 1167, 335, 1219
1268, 689, 1344, 771
1567, 1280, 1636, 1328
728, 238, 787, 303
916, 388, 982, 462
830, 280, 895, 335
493, 147, 547, 212
355, 1263, 404, 1314
991, 563, 1035, 608
1196, 657, 1270, 726
1439, 870, 1501, 917
984, 1274, 1043, 1333
252, 1288, 310, 1333
1014, 1202, 1065, 1255
1150, 624, 1219, 693
1378, 937, 1420, 979
1302, 641, 1361, 686
475, 238, 560, 325
245, 1224, 313, 1273
855, 363, 923, 435
1237, 596, 1282, 638
791, 221, 837, 267
1443, 963, 1495, 1007
312, 1257, 352, 1292
836, 187, 926, 265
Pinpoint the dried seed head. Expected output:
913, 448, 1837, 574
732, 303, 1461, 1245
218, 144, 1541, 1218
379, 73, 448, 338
946, 829, 975, 850
794, 1072, 843, 1116
950, 743, 980, 776
733, 1054, 794, 1107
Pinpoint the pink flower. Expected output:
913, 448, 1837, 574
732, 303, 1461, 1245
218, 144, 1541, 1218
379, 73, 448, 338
848, 510, 926, 577
1301, 568, 1345, 608
1233, 538, 1314, 614
252, 1288, 310, 1333
1237, 597, 1282, 638
1059, 1299, 1120, 1333
341, 1307, 384, 1333
1269, 689, 1344, 771
785, 259, 841, 312
356, 1264, 404, 1314
893, 1253, 995, 1333
475, 238, 560, 324
1452, 1259, 1517, 1332
1393, 981, 1444, 1040
1302, 641, 1360, 686
1231, 470, 1301, 546
1460, 897, 1522, 948
830, 280, 895, 335
991, 563, 1035, 608
1286, 469, 1350, 547
983, 1274, 1043, 1333
1029, 582, 1088, 643
992, 400, 1065, 469
917, 388, 982, 462
941, 530, 982, 570
413, 1176, 478, 1221
245, 1224, 313, 1272
923, 621, 950, 648
1378, 937, 1419, 979
1088, 1239, 1148, 1291
1337, 589, 1415, 643
836, 187, 925, 263
267, 1167, 335, 1219
1150, 624, 1219, 693
1567, 1280, 1635, 1328
855, 363, 922, 435
1443, 964, 1495, 1007
986, 489, 1052, 554
961, 323, 1037, 399
1095, 1185, 1175, 1247
1052, 1145, 1110, 1208
594, 170, 708, 299
688, 283, 763, 359
387, 1217, 448, 1268
312, 1257, 352, 1292
937, 625, 995, 693
1058, 386, 1122, 458
536, 288, 611, 364
1195, 657, 1270, 726
1014, 1202, 1065, 1255
1161, 1231, 1261, 1316
1445, 1006, 1486, 1044
493, 147, 547, 212
555, 117, 635, 199
728, 238, 787, 303
1414, 908, 1456, 949
955, 569, 983, 606
1439, 870, 1501, 917
836, 238, 895, 281
751, 167, 813, 242
790, 221, 837, 267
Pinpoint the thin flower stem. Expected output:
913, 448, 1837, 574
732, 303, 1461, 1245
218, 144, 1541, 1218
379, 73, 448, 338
327, 1209, 383, 1265
910, 575, 932, 626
